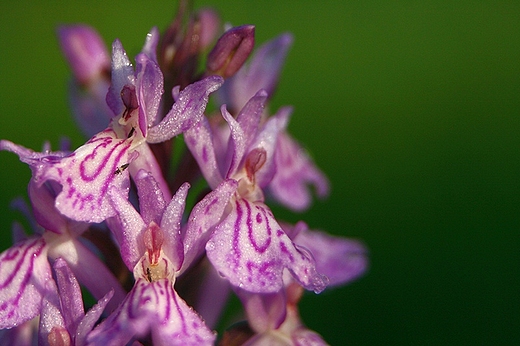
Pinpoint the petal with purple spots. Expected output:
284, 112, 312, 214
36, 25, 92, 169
206, 198, 328, 293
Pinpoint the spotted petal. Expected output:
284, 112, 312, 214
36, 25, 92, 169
35, 129, 131, 223
0, 237, 51, 329
206, 198, 328, 293
88, 279, 215, 346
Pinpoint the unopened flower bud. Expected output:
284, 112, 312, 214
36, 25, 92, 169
207, 25, 255, 78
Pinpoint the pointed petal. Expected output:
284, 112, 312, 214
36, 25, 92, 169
184, 116, 223, 189
141, 27, 159, 62
135, 51, 164, 136
48, 239, 126, 314
53, 258, 84, 334
295, 228, 368, 287
107, 186, 147, 270
0, 237, 51, 329
181, 179, 238, 273
134, 169, 167, 226
160, 183, 189, 271
269, 132, 329, 211
106, 39, 135, 115
38, 281, 67, 346
249, 106, 290, 188
206, 199, 328, 293
75, 289, 113, 346
146, 75, 223, 143
245, 33, 293, 99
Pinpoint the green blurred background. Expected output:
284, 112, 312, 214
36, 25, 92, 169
1, 1, 519, 344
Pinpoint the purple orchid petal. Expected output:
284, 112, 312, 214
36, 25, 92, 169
135, 51, 164, 136
88, 279, 215, 346
235, 90, 268, 145
107, 186, 147, 270
184, 116, 223, 189
47, 238, 126, 314
146, 75, 224, 143
222, 90, 268, 178
294, 228, 368, 287
35, 130, 131, 223
141, 27, 159, 62
53, 258, 84, 335
160, 182, 190, 271
134, 169, 167, 226
236, 288, 287, 333
75, 289, 113, 346
206, 198, 328, 293
106, 39, 135, 116
248, 106, 291, 188
244, 33, 293, 99
57, 25, 110, 85
0, 237, 51, 329
181, 179, 238, 273
269, 132, 329, 212
220, 105, 245, 178
38, 281, 67, 346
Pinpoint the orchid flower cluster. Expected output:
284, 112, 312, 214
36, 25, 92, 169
0, 2, 367, 345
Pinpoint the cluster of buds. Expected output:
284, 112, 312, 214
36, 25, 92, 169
0, 2, 367, 345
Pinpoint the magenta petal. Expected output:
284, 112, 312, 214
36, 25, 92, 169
136, 52, 164, 137
248, 106, 290, 188
141, 27, 159, 62
184, 116, 223, 189
88, 279, 215, 346
206, 199, 328, 293
53, 258, 84, 334
269, 132, 330, 212
181, 179, 238, 273
295, 228, 368, 287
106, 39, 135, 115
0, 238, 51, 329
38, 282, 66, 346
75, 289, 113, 346
146, 75, 224, 143
36, 129, 131, 223
160, 182, 190, 271
134, 169, 167, 226
107, 186, 146, 270
236, 288, 287, 333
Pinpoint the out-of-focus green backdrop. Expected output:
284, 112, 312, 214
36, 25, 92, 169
1, 1, 519, 344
